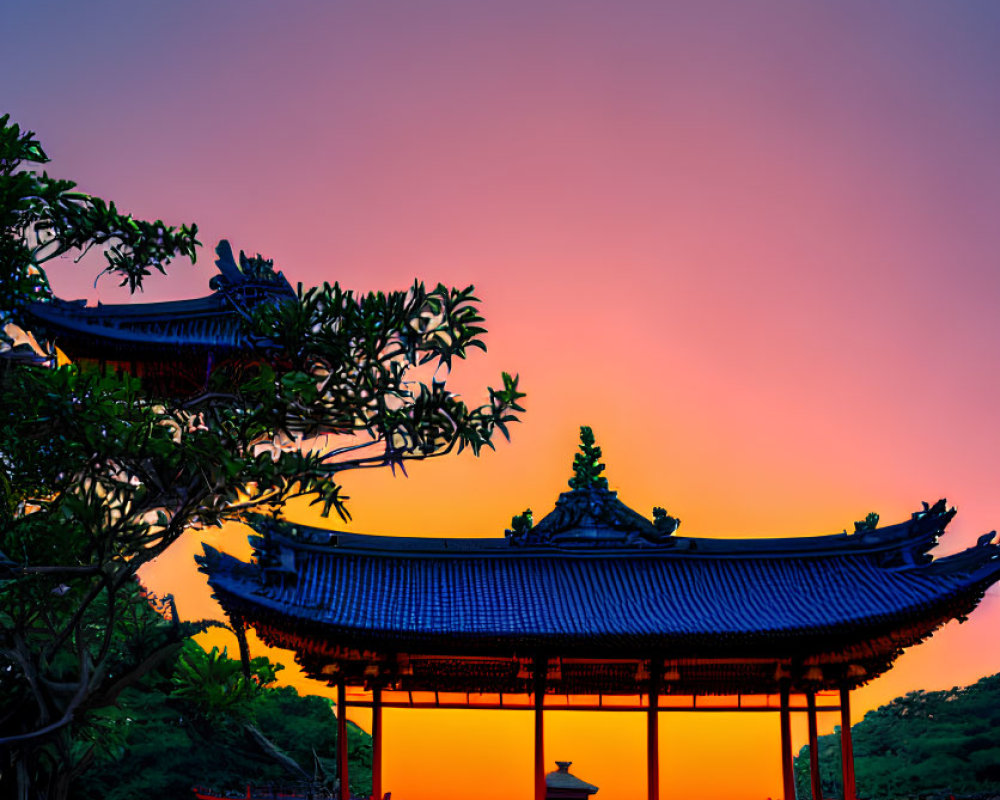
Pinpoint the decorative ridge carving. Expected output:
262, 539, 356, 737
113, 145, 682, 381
210, 239, 295, 295
505, 427, 680, 548
853, 498, 955, 568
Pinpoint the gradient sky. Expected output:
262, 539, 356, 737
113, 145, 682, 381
6, 2, 1000, 798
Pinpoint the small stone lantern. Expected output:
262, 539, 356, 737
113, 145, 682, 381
545, 761, 599, 799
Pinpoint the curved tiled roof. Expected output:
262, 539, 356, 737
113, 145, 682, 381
26, 240, 294, 355
199, 495, 1000, 678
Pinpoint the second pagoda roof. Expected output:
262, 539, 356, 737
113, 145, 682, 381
26, 240, 294, 356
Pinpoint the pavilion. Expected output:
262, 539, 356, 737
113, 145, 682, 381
198, 439, 1000, 800
27, 261, 1000, 800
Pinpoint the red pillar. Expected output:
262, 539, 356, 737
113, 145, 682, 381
371, 686, 382, 800
780, 684, 796, 800
839, 686, 857, 800
534, 660, 546, 800
807, 691, 822, 800
337, 678, 349, 800
647, 674, 660, 800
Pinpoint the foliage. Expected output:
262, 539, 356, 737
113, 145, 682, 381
243, 279, 526, 519
568, 425, 607, 490
0, 575, 201, 799
0, 113, 199, 328
169, 644, 282, 724
794, 673, 1000, 799
0, 357, 334, 796
72, 638, 373, 800
0, 113, 521, 800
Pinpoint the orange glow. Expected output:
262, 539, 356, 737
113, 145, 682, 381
14, 3, 1000, 796
142, 481, 1000, 800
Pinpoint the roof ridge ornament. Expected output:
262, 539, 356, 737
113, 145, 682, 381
569, 426, 608, 490
854, 512, 880, 533
210, 239, 294, 293
505, 427, 680, 548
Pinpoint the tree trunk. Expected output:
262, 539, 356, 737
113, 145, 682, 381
229, 612, 253, 685
243, 723, 311, 780
7, 750, 73, 800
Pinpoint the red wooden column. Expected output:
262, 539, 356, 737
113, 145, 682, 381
839, 686, 857, 800
534, 660, 546, 800
337, 678, 349, 800
647, 669, 660, 800
371, 686, 382, 800
807, 691, 822, 800
779, 684, 796, 800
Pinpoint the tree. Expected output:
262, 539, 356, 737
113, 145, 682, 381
0, 115, 199, 323
794, 674, 1000, 799
0, 114, 524, 800
70, 610, 374, 800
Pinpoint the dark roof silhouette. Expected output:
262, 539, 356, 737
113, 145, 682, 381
198, 489, 1000, 695
26, 240, 294, 358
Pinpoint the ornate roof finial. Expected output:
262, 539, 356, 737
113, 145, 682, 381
854, 512, 880, 533
569, 426, 608, 490
506, 509, 533, 543
506, 427, 680, 547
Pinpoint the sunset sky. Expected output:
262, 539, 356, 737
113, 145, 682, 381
6, 2, 1000, 798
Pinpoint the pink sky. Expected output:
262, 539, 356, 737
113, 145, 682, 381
7, 2, 1000, 797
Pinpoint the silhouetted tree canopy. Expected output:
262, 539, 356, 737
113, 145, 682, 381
0, 113, 521, 800
795, 673, 1000, 799
71, 632, 372, 800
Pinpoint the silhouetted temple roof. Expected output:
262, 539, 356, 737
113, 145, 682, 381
198, 487, 1000, 695
26, 240, 294, 359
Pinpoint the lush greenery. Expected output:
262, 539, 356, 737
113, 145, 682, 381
71, 620, 372, 800
0, 113, 522, 799
795, 673, 1000, 799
